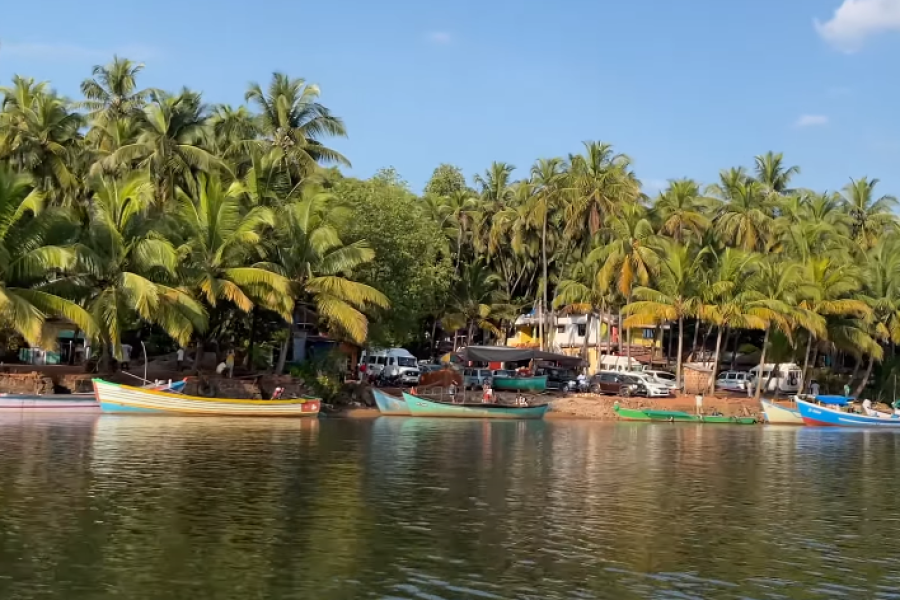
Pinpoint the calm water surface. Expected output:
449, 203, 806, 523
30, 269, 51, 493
0, 415, 898, 599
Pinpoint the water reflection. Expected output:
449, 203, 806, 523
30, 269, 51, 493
0, 417, 898, 598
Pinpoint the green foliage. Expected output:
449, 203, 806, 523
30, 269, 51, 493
335, 175, 452, 347
288, 350, 345, 402
424, 163, 468, 197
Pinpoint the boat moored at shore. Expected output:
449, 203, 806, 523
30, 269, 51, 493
372, 389, 410, 415
796, 398, 900, 427
401, 392, 548, 419
94, 379, 320, 417
491, 375, 547, 392
613, 403, 757, 424
760, 399, 803, 425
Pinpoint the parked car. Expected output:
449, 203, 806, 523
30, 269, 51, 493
627, 373, 673, 398
419, 363, 445, 373
589, 372, 647, 397
537, 366, 578, 390
463, 368, 493, 390
715, 370, 751, 392
642, 370, 679, 393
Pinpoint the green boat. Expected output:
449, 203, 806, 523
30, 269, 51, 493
613, 404, 756, 424
491, 375, 547, 392
402, 392, 548, 419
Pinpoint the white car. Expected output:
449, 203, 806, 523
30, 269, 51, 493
629, 373, 673, 398
642, 370, 680, 393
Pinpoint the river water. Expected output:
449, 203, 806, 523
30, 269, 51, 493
0, 415, 898, 599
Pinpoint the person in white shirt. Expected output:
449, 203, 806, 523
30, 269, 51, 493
176, 347, 185, 371
862, 399, 877, 417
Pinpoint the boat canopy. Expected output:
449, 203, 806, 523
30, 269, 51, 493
457, 346, 585, 367
815, 394, 853, 406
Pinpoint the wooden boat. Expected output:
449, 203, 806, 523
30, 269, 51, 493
401, 392, 548, 419
760, 399, 803, 425
94, 379, 320, 417
796, 398, 900, 427
613, 404, 756, 424
372, 389, 410, 415
491, 375, 547, 392
0, 380, 186, 412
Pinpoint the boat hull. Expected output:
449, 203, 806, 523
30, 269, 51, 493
372, 389, 410, 415
492, 376, 547, 392
761, 399, 803, 425
94, 379, 320, 417
402, 392, 548, 419
796, 398, 900, 427
0, 381, 186, 412
614, 405, 756, 424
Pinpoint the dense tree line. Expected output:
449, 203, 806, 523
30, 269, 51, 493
1, 57, 898, 399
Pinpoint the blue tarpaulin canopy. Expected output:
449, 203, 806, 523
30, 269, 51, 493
816, 395, 853, 406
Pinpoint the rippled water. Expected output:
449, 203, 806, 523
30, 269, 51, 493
0, 415, 898, 599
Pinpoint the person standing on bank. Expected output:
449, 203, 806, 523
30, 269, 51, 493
176, 347, 185, 371
225, 350, 235, 378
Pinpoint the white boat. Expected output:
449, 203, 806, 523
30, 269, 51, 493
760, 399, 803, 425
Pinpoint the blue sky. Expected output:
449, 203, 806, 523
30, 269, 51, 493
2, 0, 900, 196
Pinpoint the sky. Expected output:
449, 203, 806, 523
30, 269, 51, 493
2, 0, 900, 196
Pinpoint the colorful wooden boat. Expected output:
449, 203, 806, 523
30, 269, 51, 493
613, 404, 756, 424
0, 380, 186, 412
372, 389, 410, 415
401, 392, 548, 419
491, 375, 547, 392
796, 398, 900, 427
760, 399, 803, 425
94, 379, 320, 416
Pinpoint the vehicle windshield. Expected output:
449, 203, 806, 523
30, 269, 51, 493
397, 357, 417, 367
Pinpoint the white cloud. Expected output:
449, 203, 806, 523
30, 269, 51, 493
795, 114, 829, 127
426, 32, 452, 44
815, 0, 900, 52
1, 41, 159, 62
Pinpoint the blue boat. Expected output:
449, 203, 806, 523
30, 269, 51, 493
401, 392, 548, 420
372, 389, 410, 415
796, 398, 900, 427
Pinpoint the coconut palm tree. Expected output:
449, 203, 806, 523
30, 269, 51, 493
268, 183, 388, 371
565, 141, 637, 240
245, 73, 349, 182
98, 89, 222, 207
64, 171, 207, 364
754, 151, 799, 195
443, 260, 515, 347
622, 240, 706, 388
555, 256, 616, 361
590, 204, 660, 367
842, 177, 898, 250
0, 167, 96, 346
0, 77, 83, 197
700, 249, 766, 393
744, 260, 824, 399
714, 179, 774, 252
529, 157, 567, 348
653, 179, 715, 242
80, 56, 152, 130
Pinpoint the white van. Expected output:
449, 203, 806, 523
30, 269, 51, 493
715, 370, 752, 392
747, 363, 802, 394
596, 355, 645, 374
360, 348, 420, 383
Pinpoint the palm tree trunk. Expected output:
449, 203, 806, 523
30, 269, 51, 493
581, 313, 592, 359
276, 336, 290, 375
595, 313, 603, 373
676, 316, 685, 391
850, 357, 861, 385
195, 339, 205, 374
246, 309, 257, 369
431, 318, 439, 357
667, 320, 674, 365
754, 326, 771, 400
730, 330, 741, 370
691, 319, 701, 360
541, 210, 549, 352
626, 304, 633, 370
708, 326, 724, 395
800, 334, 814, 394
700, 324, 713, 361
467, 320, 476, 347
853, 353, 875, 397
